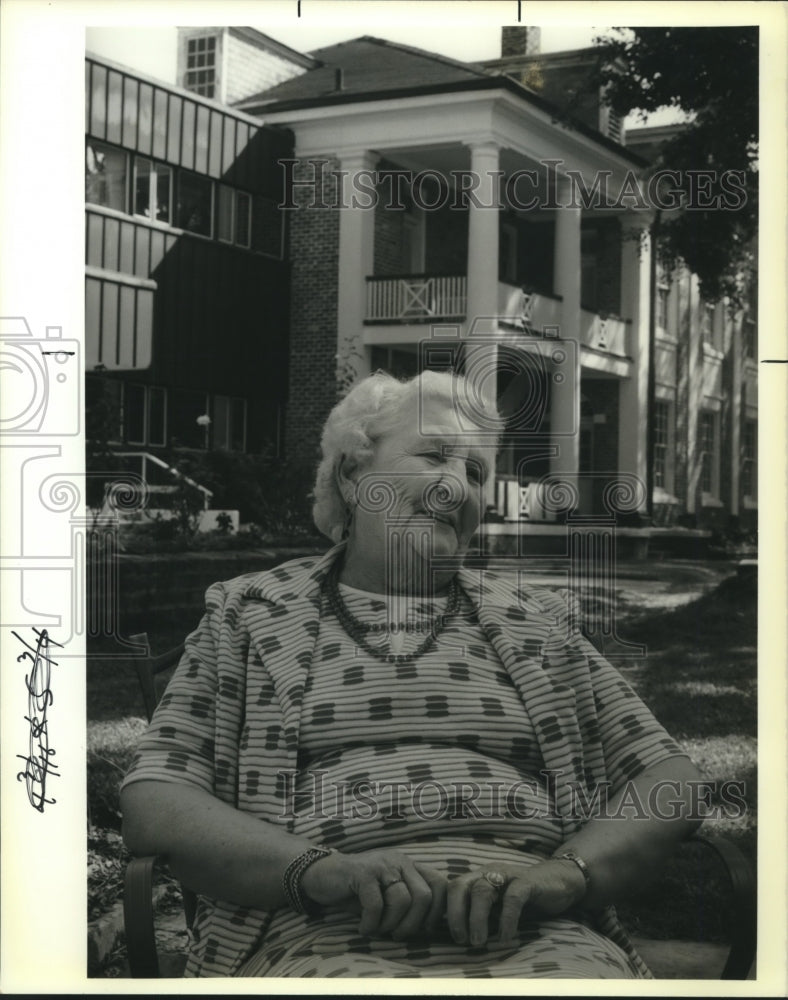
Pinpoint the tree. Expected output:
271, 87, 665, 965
592, 27, 758, 303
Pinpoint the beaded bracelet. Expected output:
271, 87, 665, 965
282, 846, 334, 915
552, 850, 592, 892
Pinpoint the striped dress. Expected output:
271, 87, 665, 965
122, 544, 685, 978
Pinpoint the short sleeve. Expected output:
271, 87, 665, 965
580, 634, 686, 793
547, 587, 687, 794
120, 582, 226, 795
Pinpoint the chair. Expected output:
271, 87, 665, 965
121, 636, 756, 980
123, 633, 196, 977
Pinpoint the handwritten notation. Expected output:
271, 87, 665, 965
13, 628, 63, 812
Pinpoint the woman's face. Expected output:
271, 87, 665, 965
345, 396, 491, 589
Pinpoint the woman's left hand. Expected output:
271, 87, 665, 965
446, 859, 587, 947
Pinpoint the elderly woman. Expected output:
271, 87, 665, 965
121, 370, 702, 979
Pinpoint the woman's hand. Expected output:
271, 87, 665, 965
446, 859, 587, 947
300, 848, 447, 940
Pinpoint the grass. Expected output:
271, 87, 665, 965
86, 560, 757, 969
611, 570, 757, 942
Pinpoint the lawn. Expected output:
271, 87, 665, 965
86, 558, 757, 974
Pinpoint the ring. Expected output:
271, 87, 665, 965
381, 876, 403, 890
481, 870, 507, 891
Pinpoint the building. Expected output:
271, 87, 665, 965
84, 49, 294, 494
233, 25, 757, 540
85, 26, 757, 542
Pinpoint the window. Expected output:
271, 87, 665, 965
656, 287, 669, 332
653, 401, 672, 490
370, 346, 419, 380
86, 140, 127, 211
699, 410, 718, 497
124, 383, 146, 444
212, 396, 247, 451
121, 383, 167, 446
185, 35, 217, 98
169, 388, 210, 449
742, 419, 757, 499
606, 108, 623, 143
134, 158, 172, 223
176, 171, 213, 236
216, 185, 252, 248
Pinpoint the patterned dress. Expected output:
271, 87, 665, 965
122, 545, 685, 978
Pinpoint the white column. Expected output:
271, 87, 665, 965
550, 176, 581, 477
336, 149, 378, 387
617, 212, 651, 511
463, 141, 500, 503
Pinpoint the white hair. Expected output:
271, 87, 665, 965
312, 369, 502, 542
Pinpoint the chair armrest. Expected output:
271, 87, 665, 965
123, 856, 160, 978
691, 832, 756, 979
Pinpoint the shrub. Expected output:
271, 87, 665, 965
162, 447, 317, 536
87, 717, 148, 831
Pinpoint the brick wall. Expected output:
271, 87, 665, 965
284, 158, 341, 467
225, 33, 307, 104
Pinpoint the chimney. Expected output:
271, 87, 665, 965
501, 26, 541, 57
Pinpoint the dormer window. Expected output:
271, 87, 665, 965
186, 36, 217, 98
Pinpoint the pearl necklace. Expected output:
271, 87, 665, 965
322, 563, 461, 664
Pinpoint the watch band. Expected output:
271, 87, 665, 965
282, 846, 334, 915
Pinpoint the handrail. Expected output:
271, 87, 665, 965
112, 451, 213, 508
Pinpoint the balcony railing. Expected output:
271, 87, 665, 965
364, 276, 627, 358
497, 283, 563, 333
580, 309, 629, 356
366, 274, 466, 323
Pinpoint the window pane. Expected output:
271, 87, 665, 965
124, 383, 146, 444
154, 164, 171, 222
235, 192, 251, 247
169, 388, 209, 448
653, 402, 668, 489
134, 158, 152, 217
216, 185, 233, 242
148, 387, 166, 446
176, 171, 212, 235
699, 412, 715, 493
213, 396, 230, 449
86, 141, 126, 210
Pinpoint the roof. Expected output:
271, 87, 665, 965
236, 35, 491, 108
227, 26, 319, 69
234, 35, 646, 166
